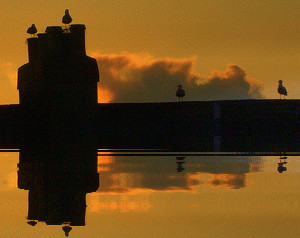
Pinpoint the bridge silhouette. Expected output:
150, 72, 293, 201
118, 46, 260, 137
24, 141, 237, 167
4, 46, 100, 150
0, 23, 298, 153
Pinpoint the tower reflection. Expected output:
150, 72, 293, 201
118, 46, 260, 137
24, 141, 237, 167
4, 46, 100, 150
17, 143, 99, 236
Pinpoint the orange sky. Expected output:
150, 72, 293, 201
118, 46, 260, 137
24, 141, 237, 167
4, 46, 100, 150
0, 0, 299, 104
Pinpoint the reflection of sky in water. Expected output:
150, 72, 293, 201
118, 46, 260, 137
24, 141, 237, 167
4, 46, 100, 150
0, 153, 300, 238
0, 153, 18, 191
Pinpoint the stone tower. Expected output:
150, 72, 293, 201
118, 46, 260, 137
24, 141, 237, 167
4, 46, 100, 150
18, 24, 99, 106
18, 24, 99, 144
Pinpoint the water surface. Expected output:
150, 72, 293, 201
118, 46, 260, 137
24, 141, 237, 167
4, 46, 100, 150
0, 152, 299, 238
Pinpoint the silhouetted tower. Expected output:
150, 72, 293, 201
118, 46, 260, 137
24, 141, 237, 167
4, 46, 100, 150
18, 24, 99, 106
18, 24, 99, 144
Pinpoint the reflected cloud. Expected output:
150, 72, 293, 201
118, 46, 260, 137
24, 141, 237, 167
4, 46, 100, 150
208, 174, 246, 189
97, 155, 262, 193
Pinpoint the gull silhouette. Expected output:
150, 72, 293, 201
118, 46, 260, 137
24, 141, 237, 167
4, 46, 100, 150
278, 80, 287, 99
176, 85, 185, 102
62, 9, 72, 29
27, 24, 37, 37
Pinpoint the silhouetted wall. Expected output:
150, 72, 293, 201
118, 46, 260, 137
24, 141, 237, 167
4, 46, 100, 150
0, 100, 298, 152
0, 105, 20, 146
95, 100, 300, 152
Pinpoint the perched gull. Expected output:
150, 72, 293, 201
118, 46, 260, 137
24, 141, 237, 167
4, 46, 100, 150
27, 24, 37, 37
62, 9, 72, 29
176, 85, 185, 102
278, 80, 287, 99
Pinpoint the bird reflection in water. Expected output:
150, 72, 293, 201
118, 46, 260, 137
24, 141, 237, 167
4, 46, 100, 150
277, 156, 288, 173
27, 220, 37, 226
18, 142, 99, 237
176, 156, 186, 172
62, 223, 72, 237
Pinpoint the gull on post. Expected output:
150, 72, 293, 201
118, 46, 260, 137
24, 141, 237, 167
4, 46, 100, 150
27, 24, 37, 37
62, 9, 73, 30
278, 80, 287, 99
176, 85, 185, 102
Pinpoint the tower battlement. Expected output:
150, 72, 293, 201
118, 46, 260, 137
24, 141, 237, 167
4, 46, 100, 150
18, 24, 99, 106
27, 24, 87, 61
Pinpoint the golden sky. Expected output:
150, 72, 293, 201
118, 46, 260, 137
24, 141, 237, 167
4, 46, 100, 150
0, 0, 299, 103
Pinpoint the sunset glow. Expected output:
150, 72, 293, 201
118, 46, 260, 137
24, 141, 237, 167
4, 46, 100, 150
0, 1, 299, 104
97, 86, 114, 103
0, 2, 299, 238
88, 193, 152, 213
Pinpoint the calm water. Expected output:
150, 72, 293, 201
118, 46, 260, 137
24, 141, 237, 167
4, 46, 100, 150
1, 152, 300, 238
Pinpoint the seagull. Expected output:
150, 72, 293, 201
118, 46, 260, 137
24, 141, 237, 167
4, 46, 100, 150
27, 24, 37, 37
62, 9, 72, 29
176, 85, 185, 102
278, 80, 287, 99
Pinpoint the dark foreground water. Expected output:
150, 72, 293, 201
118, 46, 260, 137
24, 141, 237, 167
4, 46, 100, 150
0, 152, 300, 238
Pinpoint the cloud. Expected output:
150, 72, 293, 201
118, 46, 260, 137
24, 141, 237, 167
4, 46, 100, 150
195, 64, 264, 100
92, 52, 264, 103
208, 174, 246, 190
